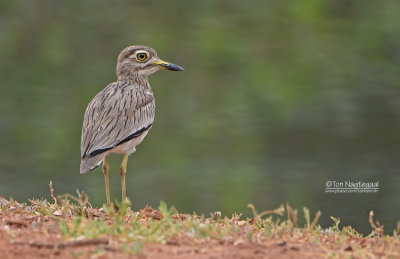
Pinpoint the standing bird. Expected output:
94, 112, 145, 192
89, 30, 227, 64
80, 45, 184, 205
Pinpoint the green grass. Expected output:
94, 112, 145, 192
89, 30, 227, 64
1, 181, 399, 257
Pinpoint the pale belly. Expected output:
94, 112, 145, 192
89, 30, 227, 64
107, 129, 151, 155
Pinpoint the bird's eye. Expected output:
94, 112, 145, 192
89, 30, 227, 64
136, 52, 148, 61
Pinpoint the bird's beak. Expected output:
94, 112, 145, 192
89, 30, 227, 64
152, 59, 184, 71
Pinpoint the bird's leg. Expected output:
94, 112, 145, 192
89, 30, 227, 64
120, 154, 129, 203
102, 155, 111, 206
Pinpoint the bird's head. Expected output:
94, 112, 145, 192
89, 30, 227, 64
116, 45, 184, 80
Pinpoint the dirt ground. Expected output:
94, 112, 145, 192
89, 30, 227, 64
0, 196, 399, 259
0, 219, 323, 259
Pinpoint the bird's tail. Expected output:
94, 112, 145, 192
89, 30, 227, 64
80, 154, 106, 174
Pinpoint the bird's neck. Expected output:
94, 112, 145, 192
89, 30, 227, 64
117, 73, 149, 87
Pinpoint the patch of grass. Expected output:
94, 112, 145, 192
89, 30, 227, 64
0, 181, 399, 257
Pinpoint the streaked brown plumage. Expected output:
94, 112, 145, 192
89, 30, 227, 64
80, 45, 183, 205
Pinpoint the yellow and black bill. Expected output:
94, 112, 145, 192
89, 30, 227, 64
152, 60, 184, 71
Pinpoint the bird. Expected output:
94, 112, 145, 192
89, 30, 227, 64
80, 45, 184, 205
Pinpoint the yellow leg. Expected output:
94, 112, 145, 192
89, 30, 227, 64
120, 154, 129, 203
102, 155, 111, 206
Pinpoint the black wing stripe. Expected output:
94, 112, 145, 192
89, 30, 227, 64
86, 124, 153, 158
115, 124, 152, 147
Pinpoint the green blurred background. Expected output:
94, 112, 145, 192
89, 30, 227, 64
1, 0, 399, 233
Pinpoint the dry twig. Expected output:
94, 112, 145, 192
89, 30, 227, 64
10, 238, 109, 249
369, 211, 384, 237
4, 218, 28, 227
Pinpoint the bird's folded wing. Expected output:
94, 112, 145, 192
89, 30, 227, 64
80, 81, 155, 158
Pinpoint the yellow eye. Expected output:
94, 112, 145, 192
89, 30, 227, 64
136, 52, 148, 61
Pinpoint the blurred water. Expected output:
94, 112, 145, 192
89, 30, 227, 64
1, 0, 399, 233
